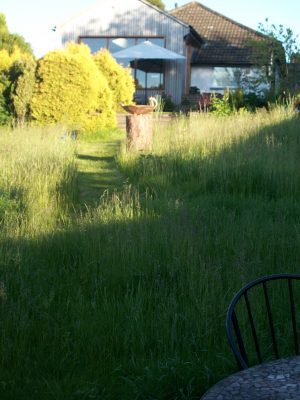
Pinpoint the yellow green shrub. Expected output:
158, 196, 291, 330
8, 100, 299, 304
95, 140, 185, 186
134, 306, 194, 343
30, 43, 115, 133
94, 49, 135, 110
0, 49, 12, 71
0, 14, 34, 125
0, 47, 23, 72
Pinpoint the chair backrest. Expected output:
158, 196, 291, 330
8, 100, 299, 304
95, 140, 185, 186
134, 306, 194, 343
226, 274, 300, 370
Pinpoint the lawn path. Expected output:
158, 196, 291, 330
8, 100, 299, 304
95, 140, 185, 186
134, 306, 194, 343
76, 139, 124, 206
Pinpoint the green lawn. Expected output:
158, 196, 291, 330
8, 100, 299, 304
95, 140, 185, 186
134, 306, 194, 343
76, 138, 124, 206
1, 109, 300, 399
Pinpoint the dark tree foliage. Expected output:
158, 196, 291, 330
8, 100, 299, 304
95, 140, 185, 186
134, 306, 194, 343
0, 13, 33, 56
0, 77, 11, 125
147, 0, 165, 10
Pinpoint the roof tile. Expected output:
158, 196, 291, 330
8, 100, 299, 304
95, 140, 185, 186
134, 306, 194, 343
170, 1, 268, 65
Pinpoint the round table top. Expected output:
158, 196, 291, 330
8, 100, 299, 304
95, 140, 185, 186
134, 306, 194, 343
201, 356, 300, 399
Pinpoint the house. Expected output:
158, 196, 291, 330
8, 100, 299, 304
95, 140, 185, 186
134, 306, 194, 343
170, 1, 281, 95
59, 0, 200, 104
59, 0, 281, 105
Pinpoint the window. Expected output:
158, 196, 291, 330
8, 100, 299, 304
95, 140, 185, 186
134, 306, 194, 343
213, 67, 242, 88
80, 38, 107, 53
136, 38, 165, 47
191, 67, 245, 92
80, 36, 165, 54
133, 60, 164, 90
135, 68, 146, 89
108, 38, 135, 53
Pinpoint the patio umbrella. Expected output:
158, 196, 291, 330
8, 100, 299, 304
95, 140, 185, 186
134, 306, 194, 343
112, 40, 186, 60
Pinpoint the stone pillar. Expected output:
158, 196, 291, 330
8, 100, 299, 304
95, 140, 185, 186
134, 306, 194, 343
126, 113, 153, 151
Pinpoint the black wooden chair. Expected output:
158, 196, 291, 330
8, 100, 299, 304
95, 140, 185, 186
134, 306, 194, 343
226, 274, 300, 370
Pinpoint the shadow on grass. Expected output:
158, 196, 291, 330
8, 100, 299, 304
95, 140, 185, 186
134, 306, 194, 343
3, 205, 300, 400
76, 154, 116, 163
1, 114, 300, 400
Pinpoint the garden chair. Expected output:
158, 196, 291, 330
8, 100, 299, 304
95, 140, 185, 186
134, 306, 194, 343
226, 274, 300, 370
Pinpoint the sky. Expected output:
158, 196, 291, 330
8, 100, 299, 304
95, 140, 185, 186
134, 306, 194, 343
1, 0, 299, 57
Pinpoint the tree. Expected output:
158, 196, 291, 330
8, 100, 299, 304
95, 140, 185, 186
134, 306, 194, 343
0, 74, 11, 126
0, 13, 8, 35
0, 13, 33, 56
10, 55, 36, 125
147, 0, 165, 10
256, 19, 300, 94
242, 20, 292, 95
258, 18, 299, 63
0, 13, 34, 125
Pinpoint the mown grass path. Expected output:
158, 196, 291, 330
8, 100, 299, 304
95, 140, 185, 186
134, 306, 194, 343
76, 138, 124, 206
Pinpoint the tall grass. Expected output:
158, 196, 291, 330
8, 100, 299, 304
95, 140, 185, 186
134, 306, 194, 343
1, 109, 300, 399
0, 126, 76, 234
119, 107, 300, 200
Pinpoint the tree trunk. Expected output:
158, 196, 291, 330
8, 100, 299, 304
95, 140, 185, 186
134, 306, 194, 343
126, 114, 153, 151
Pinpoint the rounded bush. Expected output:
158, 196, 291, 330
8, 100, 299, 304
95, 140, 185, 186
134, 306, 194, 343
30, 43, 115, 133
94, 49, 135, 110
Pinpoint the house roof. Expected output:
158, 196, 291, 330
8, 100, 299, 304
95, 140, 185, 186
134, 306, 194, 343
170, 1, 269, 65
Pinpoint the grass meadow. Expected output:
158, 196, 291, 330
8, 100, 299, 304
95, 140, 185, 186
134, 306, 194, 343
1, 108, 300, 399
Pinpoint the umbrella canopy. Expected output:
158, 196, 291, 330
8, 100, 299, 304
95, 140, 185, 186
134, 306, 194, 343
113, 40, 186, 60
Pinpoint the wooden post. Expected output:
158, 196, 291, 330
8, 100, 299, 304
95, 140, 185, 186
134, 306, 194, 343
126, 113, 153, 151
